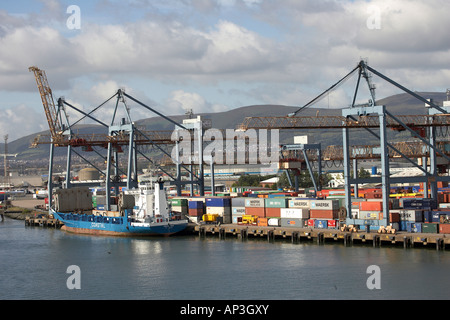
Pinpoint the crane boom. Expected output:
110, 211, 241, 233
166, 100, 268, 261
29, 66, 62, 141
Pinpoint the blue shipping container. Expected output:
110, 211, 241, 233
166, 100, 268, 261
188, 201, 204, 209
206, 197, 231, 207
402, 198, 437, 210
314, 219, 328, 229
399, 220, 408, 231
406, 222, 422, 233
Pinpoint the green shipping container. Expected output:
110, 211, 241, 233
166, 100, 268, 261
422, 223, 439, 233
170, 198, 188, 207
264, 198, 287, 208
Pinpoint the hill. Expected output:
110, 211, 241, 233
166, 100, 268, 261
2, 91, 448, 164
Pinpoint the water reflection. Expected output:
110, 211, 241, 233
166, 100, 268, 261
2, 218, 450, 300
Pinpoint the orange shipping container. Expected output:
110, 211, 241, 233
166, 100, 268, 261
245, 207, 266, 217
359, 201, 383, 211
310, 209, 339, 219
439, 224, 450, 234
257, 218, 268, 226
265, 207, 281, 217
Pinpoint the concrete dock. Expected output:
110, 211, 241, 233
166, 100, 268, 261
25, 216, 63, 228
195, 223, 449, 250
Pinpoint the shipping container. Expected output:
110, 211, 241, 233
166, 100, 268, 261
327, 220, 338, 229
310, 199, 340, 210
310, 209, 339, 219
288, 199, 311, 209
422, 223, 439, 234
257, 218, 268, 226
280, 208, 309, 219
439, 224, 450, 234
245, 198, 265, 207
188, 208, 204, 217
280, 218, 307, 227
265, 198, 287, 208
406, 222, 422, 233
399, 210, 423, 222
358, 211, 383, 220
206, 197, 231, 207
401, 198, 437, 210
265, 207, 281, 217
232, 207, 246, 215
170, 198, 188, 207
231, 197, 246, 207
245, 207, 265, 217
359, 201, 383, 211
314, 219, 328, 229
232, 215, 243, 224
188, 200, 204, 209
307, 219, 315, 227
389, 211, 400, 223
268, 218, 280, 226
206, 206, 231, 216
171, 205, 188, 214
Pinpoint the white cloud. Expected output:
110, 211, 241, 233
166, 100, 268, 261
165, 90, 227, 115
1, 0, 450, 143
0, 104, 47, 141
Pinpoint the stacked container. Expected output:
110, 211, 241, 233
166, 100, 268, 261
309, 199, 340, 219
170, 198, 188, 216
188, 200, 204, 223
231, 197, 246, 224
264, 198, 287, 218
205, 197, 231, 223
280, 208, 309, 228
244, 198, 266, 218
358, 201, 383, 220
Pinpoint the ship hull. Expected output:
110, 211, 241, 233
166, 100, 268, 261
53, 211, 188, 237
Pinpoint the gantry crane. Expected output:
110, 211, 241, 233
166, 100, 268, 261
238, 60, 450, 227
29, 66, 210, 206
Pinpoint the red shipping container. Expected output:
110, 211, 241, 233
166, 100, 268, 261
359, 201, 383, 211
310, 209, 339, 219
307, 219, 315, 227
265, 207, 281, 217
188, 208, 204, 217
327, 220, 338, 228
439, 224, 450, 234
389, 212, 400, 223
245, 207, 266, 217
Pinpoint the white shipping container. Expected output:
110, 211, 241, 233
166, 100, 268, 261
172, 206, 188, 214
288, 199, 310, 209
245, 198, 265, 207
232, 207, 246, 214
280, 208, 309, 219
310, 199, 340, 210
268, 218, 280, 226
351, 208, 359, 219
399, 209, 423, 222
231, 197, 246, 207
206, 206, 231, 216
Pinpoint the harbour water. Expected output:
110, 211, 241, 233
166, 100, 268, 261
1, 217, 450, 301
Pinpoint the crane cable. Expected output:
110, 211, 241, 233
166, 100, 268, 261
289, 65, 360, 117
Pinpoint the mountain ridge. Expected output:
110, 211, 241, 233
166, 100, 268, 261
3, 91, 448, 161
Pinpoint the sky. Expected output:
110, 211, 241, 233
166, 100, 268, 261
1, 0, 450, 141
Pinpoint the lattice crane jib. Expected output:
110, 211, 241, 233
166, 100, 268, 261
29, 66, 62, 142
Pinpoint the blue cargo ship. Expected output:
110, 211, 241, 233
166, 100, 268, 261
51, 180, 188, 237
